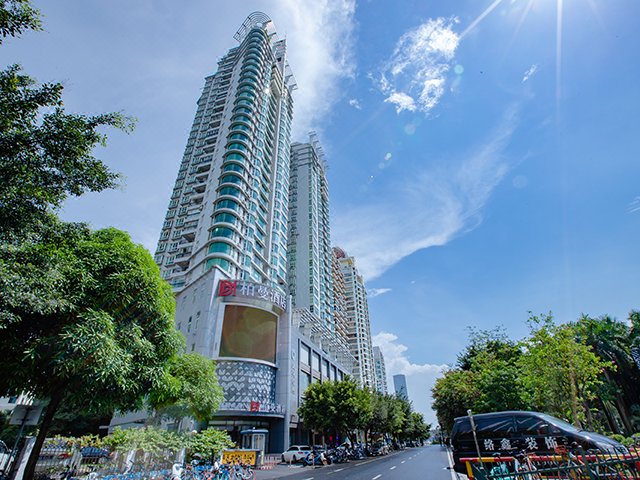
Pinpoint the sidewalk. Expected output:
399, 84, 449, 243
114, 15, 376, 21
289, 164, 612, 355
255, 463, 307, 480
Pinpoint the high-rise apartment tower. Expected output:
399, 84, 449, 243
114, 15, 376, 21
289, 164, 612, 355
142, 12, 297, 452
287, 135, 333, 326
333, 247, 375, 388
154, 12, 294, 290
372, 346, 388, 394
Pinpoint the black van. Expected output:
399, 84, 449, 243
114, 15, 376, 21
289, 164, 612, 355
450, 411, 625, 474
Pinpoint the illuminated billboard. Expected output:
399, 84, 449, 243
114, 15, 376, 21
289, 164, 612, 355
219, 305, 277, 363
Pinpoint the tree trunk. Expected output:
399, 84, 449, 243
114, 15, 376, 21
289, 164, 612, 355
603, 370, 633, 434
583, 399, 594, 431
23, 389, 64, 480
569, 365, 582, 429
600, 398, 621, 434
613, 394, 633, 434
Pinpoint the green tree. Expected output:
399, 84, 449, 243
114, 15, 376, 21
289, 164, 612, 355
188, 428, 234, 462
410, 412, 431, 441
0, 225, 183, 479
298, 378, 372, 444
432, 368, 480, 432
519, 313, 608, 428
573, 313, 640, 433
366, 392, 406, 441
433, 328, 525, 432
102, 426, 184, 462
297, 380, 334, 438
0, 0, 41, 43
148, 353, 224, 426
0, 65, 133, 240
332, 378, 372, 442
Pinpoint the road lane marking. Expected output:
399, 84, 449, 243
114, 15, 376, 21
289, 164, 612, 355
372, 475, 382, 480
390, 466, 396, 470
335, 468, 345, 472
401, 460, 405, 464
446, 447, 458, 480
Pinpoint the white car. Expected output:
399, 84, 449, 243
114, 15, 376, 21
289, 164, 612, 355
281, 445, 311, 463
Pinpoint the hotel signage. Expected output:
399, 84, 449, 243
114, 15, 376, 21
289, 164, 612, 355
218, 280, 287, 312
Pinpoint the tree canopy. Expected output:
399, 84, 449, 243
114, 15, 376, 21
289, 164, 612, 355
298, 377, 372, 442
0, 64, 133, 240
0, 224, 184, 479
0, 0, 41, 43
432, 312, 640, 435
148, 352, 224, 423
298, 378, 430, 444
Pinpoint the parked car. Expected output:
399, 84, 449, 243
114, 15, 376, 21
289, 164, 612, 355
36, 444, 83, 476
370, 442, 389, 456
450, 411, 626, 474
281, 445, 311, 463
80, 446, 111, 461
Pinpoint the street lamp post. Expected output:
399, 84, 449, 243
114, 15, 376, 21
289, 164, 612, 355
467, 409, 485, 472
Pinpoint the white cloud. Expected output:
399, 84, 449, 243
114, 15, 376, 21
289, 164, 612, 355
629, 196, 640, 213
332, 105, 519, 280
373, 332, 447, 425
374, 17, 460, 114
522, 64, 538, 83
368, 288, 392, 298
384, 91, 416, 113
349, 98, 362, 109
273, 0, 357, 139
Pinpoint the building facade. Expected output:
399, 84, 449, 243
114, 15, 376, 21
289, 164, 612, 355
153, 12, 294, 290
333, 248, 375, 389
393, 374, 408, 400
372, 346, 388, 394
287, 135, 333, 328
119, 12, 298, 453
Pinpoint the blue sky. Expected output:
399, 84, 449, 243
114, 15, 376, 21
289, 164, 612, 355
5, 0, 640, 424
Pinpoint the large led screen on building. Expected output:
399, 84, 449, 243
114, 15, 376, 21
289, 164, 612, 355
219, 305, 277, 363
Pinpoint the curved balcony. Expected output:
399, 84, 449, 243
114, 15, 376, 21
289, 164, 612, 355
212, 212, 240, 229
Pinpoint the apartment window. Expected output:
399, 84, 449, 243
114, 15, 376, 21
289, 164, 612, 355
299, 371, 311, 397
300, 344, 311, 366
312, 353, 321, 372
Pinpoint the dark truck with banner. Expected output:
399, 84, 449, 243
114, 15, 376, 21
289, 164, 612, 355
450, 411, 626, 474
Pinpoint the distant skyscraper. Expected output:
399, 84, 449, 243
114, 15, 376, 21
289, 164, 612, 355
153, 12, 294, 290
393, 374, 408, 400
287, 134, 333, 327
372, 346, 388, 394
334, 247, 374, 388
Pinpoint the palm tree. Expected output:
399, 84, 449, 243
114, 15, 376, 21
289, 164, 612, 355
574, 314, 640, 434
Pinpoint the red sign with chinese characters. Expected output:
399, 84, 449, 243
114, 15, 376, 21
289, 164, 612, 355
249, 401, 260, 412
218, 280, 237, 297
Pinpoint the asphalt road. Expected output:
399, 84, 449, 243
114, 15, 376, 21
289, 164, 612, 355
258, 445, 455, 480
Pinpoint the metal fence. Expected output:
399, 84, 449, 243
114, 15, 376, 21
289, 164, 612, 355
1, 440, 260, 480
466, 447, 640, 480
